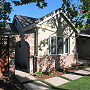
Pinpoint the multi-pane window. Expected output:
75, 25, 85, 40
49, 36, 70, 55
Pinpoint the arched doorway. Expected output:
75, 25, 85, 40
15, 40, 29, 73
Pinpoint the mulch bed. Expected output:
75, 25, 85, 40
0, 75, 26, 90
35, 66, 89, 80
35, 71, 65, 80
67, 66, 88, 72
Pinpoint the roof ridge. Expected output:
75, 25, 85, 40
15, 15, 38, 19
38, 8, 61, 22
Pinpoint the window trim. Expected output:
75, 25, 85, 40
49, 36, 70, 55
64, 38, 70, 54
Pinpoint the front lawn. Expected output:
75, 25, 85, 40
49, 76, 90, 90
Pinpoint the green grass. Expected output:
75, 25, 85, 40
48, 76, 90, 90
58, 75, 72, 81
84, 69, 90, 72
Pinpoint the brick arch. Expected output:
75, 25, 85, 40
9, 34, 35, 74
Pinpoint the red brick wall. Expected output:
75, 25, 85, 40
9, 33, 35, 74
37, 54, 77, 72
0, 37, 9, 77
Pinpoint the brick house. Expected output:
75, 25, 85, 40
0, 8, 78, 76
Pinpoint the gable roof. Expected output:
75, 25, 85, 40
4, 23, 19, 35
15, 15, 38, 29
14, 8, 78, 33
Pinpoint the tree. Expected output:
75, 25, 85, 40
61, 0, 90, 29
0, 0, 90, 34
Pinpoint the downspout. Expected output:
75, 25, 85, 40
75, 31, 79, 66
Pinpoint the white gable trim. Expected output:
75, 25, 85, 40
38, 11, 60, 25
23, 10, 60, 31
37, 11, 78, 33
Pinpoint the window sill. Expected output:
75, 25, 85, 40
49, 53, 70, 56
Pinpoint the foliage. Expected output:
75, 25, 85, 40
61, 0, 90, 29
82, 61, 88, 67
47, 67, 56, 76
62, 68, 69, 73
0, 0, 47, 34
36, 72, 42, 76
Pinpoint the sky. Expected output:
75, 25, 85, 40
8, 0, 84, 23
9, 0, 63, 22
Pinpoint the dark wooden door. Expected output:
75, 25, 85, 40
0, 37, 9, 76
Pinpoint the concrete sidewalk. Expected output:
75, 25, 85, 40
85, 67, 90, 71
15, 70, 37, 82
62, 73, 83, 80
74, 70, 90, 75
15, 68, 90, 90
24, 81, 50, 90
15, 69, 50, 90
45, 77, 69, 86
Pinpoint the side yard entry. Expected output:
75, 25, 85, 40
0, 36, 9, 76
15, 40, 29, 72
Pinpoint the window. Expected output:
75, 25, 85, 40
50, 36, 56, 54
49, 36, 70, 55
65, 38, 69, 53
57, 37, 63, 54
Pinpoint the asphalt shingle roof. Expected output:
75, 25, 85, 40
4, 23, 19, 34
15, 15, 38, 29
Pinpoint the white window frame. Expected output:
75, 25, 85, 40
49, 36, 70, 55
64, 38, 70, 54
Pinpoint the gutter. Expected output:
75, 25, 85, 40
78, 34, 90, 38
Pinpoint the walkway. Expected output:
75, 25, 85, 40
15, 67, 90, 90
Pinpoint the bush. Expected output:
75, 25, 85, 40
36, 72, 42, 76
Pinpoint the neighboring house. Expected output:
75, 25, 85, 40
0, 8, 78, 75
77, 27, 90, 60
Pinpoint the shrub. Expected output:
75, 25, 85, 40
36, 72, 42, 77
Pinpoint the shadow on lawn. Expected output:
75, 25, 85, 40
67, 72, 90, 76
0, 75, 26, 90
49, 86, 69, 90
